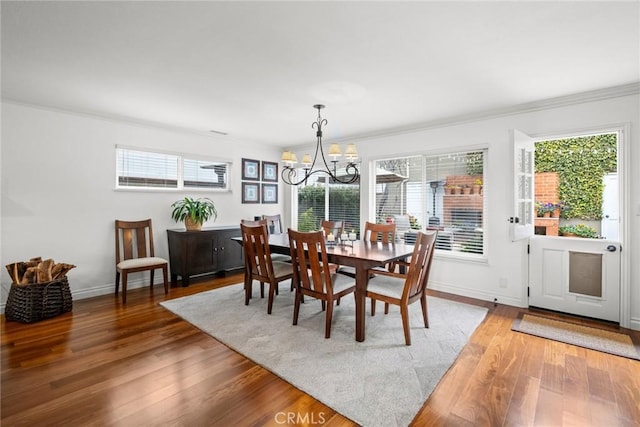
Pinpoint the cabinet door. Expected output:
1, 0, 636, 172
188, 232, 218, 274
217, 229, 243, 271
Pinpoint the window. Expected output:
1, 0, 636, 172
375, 149, 486, 257
116, 146, 230, 191
296, 171, 360, 236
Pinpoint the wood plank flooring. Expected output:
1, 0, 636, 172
2, 274, 639, 426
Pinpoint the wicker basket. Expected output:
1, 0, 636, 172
5, 277, 73, 323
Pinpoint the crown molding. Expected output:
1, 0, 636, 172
5, 82, 638, 148
328, 82, 640, 145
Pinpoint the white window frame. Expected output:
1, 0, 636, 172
115, 145, 232, 192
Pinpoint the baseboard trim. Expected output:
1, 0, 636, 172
0, 278, 163, 314
428, 281, 525, 308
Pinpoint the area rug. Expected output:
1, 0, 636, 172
512, 313, 640, 361
160, 283, 488, 427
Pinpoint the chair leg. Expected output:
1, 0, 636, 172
149, 269, 155, 292
115, 271, 120, 295
400, 304, 411, 346
122, 272, 128, 304
336, 297, 341, 306
293, 290, 301, 325
245, 278, 252, 306
421, 294, 429, 328
325, 300, 334, 339
371, 298, 376, 316
384, 303, 390, 314
267, 282, 276, 314
162, 265, 169, 295
260, 282, 265, 298
321, 300, 326, 311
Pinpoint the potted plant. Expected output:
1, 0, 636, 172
559, 223, 598, 238
171, 197, 217, 231
551, 201, 567, 218
472, 179, 482, 195
461, 184, 471, 195
536, 201, 556, 218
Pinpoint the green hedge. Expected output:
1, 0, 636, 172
535, 134, 616, 220
298, 186, 360, 232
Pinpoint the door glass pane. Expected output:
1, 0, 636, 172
525, 150, 532, 174
569, 251, 602, 297
517, 148, 524, 173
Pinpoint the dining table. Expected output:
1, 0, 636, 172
264, 233, 415, 342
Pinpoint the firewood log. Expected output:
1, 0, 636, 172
36, 259, 54, 283
5, 262, 26, 283
51, 263, 76, 280
20, 267, 37, 285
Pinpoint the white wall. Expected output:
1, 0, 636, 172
284, 93, 639, 329
1, 102, 284, 302
3, 95, 639, 330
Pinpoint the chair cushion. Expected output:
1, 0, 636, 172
270, 253, 291, 263
331, 272, 356, 294
272, 261, 294, 279
366, 275, 406, 299
117, 257, 168, 270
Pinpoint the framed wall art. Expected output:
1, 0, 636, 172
242, 182, 260, 204
262, 161, 278, 182
241, 158, 260, 181
262, 183, 278, 204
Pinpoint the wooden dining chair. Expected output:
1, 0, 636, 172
262, 214, 283, 234
320, 219, 344, 239
115, 219, 168, 304
364, 221, 396, 243
241, 221, 294, 314
320, 219, 344, 275
261, 214, 290, 263
365, 230, 437, 345
288, 229, 356, 338
339, 221, 398, 278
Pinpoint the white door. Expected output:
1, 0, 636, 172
529, 235, 620, 322
511, 130, 535, 241
601, 173, 619, 241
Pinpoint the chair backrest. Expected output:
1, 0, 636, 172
364, 221, 396, 243
288, 229, 335, 296
241, 218, 267, 227
402, 231, 437, 301
240, 221, 276, 281
320, 220, 344, 238
115, 219, 155, 264
394, 215, 411, 232
262, 214, 283, 234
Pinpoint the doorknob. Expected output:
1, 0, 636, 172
606, 245, 617, 252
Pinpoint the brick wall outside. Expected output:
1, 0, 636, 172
535, 172, 559, 204
443, 175, 483, 225
534, 172, 559, 236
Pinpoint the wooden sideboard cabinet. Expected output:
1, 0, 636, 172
167, 226, 244, 286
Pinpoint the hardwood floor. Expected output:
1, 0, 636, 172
2, 274, 639, 426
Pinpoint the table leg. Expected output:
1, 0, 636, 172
354, 266, 369, 342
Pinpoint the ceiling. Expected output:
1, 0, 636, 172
2, 1, 639, 147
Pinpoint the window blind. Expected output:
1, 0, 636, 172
296, 168, 361, 236
375, 150, 485, 256
116, 146, 230, 191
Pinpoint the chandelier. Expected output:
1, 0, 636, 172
281, 104, 359, 186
